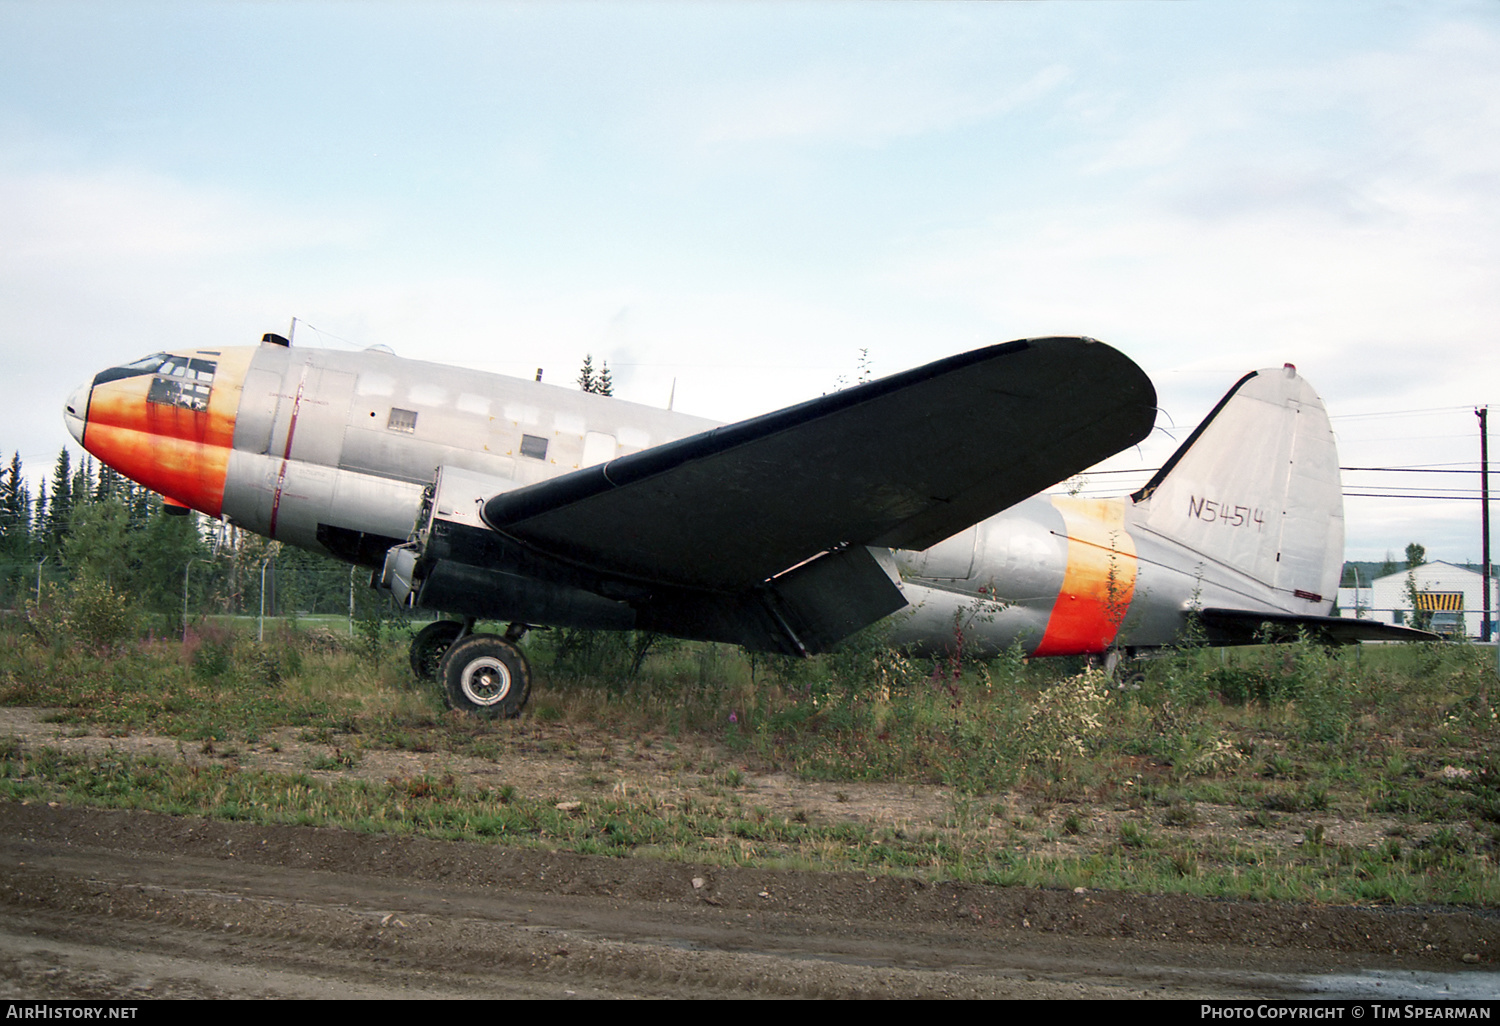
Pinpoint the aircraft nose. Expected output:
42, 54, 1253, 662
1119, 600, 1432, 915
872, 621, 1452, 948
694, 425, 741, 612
64, 382, 90, 445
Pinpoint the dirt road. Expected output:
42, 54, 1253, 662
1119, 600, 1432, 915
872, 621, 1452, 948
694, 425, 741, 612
0, 800, 1496, 999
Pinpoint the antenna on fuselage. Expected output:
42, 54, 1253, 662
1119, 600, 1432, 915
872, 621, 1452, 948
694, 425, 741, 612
668, 377, 676, 411
535, 368, 543, 382
288, 317, 298, 345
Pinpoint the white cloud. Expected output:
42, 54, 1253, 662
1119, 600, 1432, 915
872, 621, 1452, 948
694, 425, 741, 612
674, 58, 1071, 152
0, 162, 371, 477
895, 19, 1500, 370
0, 168, 363, 264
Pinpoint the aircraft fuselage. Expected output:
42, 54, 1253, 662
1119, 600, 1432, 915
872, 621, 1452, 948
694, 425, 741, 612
67, 337, 1345, 662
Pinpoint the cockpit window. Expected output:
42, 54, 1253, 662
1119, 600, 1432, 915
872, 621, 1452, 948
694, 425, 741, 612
92, 353, 168, 386
147, 357, 217, 413
157, 356, 216, 381
125, 354, 169, 373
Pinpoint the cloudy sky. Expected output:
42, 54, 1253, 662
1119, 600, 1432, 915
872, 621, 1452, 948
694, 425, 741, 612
3, 1, 1497, 563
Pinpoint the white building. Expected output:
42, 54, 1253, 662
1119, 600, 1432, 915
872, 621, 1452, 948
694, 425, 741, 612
1338, 561, 1499, 639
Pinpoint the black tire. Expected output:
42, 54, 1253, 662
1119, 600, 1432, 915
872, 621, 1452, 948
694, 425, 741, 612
410, 619, 465, 680
441, 634, 531, 719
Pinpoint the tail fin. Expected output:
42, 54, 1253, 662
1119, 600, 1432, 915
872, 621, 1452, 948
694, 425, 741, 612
1131, 364, 1343, 610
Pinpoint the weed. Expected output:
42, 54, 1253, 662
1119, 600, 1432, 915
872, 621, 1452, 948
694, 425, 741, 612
718, 767, 746, 788
1170, 850, 1200, 878
1015, 668, 1109, 767
1163, 802, 1200, 828
26, 578, 138, 654
1118, 820, 1151, 849
1262, 786, 1329, 813
1262, 754, 1299, 780
310, 748, 358, 771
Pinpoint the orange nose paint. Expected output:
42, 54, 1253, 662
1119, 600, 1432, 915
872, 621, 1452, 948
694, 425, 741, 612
1033, 496, 1138, 656
82, 349, 253, 516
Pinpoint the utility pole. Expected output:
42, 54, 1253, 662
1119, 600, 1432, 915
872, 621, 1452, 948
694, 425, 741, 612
1480, 406, 1492, 643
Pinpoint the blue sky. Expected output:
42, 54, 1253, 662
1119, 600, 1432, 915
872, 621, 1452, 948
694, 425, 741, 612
3, 1, 1498, 563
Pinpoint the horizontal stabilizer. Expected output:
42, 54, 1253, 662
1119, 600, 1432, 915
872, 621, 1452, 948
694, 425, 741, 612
483, 337, 1156, 592
1199, 608, 1440, 646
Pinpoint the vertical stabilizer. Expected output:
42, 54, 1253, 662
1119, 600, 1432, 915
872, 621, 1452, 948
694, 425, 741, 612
1132, 365, 1343, 611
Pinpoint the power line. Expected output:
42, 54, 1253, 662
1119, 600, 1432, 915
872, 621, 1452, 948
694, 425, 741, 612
1345, 492, 1493, 501
1331, 405, 1478, 421
1071, 465, 1493, 481
1342, 466, 1490, 474
1347, 461, 1488, 469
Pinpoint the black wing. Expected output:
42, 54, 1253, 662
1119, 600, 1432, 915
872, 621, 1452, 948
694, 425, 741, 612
483, 336, 1157, 592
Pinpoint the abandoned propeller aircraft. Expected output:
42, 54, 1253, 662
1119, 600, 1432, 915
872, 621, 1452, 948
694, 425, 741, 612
64, 333, 1427, 718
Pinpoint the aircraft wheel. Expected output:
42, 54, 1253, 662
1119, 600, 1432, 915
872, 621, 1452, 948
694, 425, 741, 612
410, 619, 465, 681
441, 634, 531, 719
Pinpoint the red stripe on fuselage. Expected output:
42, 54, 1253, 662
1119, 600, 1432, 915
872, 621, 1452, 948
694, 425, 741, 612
1033, 497, 1139, 656
267, 365, 308, 539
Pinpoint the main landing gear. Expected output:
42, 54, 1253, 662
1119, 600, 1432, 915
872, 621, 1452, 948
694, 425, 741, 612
1100, 647, 1147, 689
409, 618, 533, 720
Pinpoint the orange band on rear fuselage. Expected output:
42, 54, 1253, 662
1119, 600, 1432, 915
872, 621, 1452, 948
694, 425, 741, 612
1033, 496, 1138, 656
82, 348, 252, 516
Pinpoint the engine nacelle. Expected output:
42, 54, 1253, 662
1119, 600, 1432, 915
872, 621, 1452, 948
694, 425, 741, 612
377, 465, 637, 630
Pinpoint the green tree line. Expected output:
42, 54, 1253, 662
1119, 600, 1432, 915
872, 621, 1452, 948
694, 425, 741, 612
0, 446, 358, 624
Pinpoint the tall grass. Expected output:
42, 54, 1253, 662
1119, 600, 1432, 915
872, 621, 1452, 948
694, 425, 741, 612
1, 607, 1496, 903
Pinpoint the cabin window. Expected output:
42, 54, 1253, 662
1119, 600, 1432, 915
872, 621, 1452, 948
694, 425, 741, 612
520, 434, 549, 460
146, 357, 216, 412
387, 408, 418, 434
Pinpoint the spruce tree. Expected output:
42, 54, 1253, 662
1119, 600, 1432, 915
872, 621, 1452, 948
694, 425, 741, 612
47, 449, 72, 557
72, 455, 94, 511
0, 453, 27, 554
0, 452, 30, 603
578, 354, 613, 396
34, 485, 46, 552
